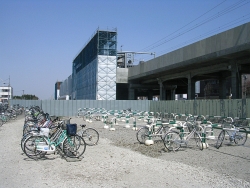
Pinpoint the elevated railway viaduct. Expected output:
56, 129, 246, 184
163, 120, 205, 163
126, 22, 250, 100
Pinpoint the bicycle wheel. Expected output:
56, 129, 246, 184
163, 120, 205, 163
234, 128, 247, 145
163, 131, 181, 151
82, 128, 99, 146
23, 124, 32, 136
194, 132, 203, 150
23, 135, 47, 160
21, 130, 40, 152
63, 135, 86, 158
136, 127, 149, 144
215, 130, 225, 149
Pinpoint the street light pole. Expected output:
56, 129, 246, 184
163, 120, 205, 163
8, 76, 10, 100
22, 90, 24, 100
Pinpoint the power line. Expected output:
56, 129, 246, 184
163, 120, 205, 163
140, 0, 249, 53
146, 0, 250, 52
160, 16, 250, 56
139, 0, 228, 52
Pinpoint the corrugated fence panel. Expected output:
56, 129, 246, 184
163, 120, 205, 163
8, 99, 250, 118
199, 100, 207, 116
167, 101, 175, 113
213, 100, 221, 116
186, 100, 193, 114
227, 100, 234, 117
180, 100, 187, 114
246, 99, 250, 118
209, 100, 215, 116
61, 101, 67, 116
66, 101, 72, 116
150, 101, 156, 113
54, 100, 58, 116
160, 101, 165, 113
237, 99, 244, 118
106, 100, 112, 110
220, 100, 226, 117
42, 100, 51, 115
224, 100, 231, 117
166, 101, 174, 113
59, 100, 65, 116
113, 100, 119, 110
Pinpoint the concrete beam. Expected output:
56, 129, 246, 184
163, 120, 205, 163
129, 83, 158, 89
142, 62, 229, 84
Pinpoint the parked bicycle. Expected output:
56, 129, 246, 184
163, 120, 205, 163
136, 117, 169, 144
163, 116, 203, 152
215, 117, 248, 149
22, 122, 86, 160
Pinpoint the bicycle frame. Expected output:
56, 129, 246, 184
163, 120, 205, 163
146, 122, 167, 138
174, 127, 195, 145
35, 127, 69, 152
223, 127, 240, 141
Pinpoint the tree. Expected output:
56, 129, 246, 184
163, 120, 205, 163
13, 94, 39, 100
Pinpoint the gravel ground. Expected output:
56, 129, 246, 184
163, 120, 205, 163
0, 115, 249, 188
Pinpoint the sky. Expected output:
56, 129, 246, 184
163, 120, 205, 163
1, 0, 250, 100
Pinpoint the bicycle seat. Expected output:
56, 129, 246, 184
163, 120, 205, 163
80, 124, 86, 128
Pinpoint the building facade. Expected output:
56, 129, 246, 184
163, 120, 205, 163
71, 29, 117, 100
0, 86, 13, 102
54, 81, 62, 100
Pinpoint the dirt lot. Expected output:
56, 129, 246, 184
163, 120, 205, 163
0, 115, 249, 188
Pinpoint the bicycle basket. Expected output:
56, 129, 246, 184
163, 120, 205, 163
66, 124, 77, 136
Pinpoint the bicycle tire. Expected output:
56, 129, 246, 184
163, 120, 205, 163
82, 128, 99, 146
234, 128, 247, 145
194, 132, 203, 150
21, 130, 40, 152
215, 130, 225, 149
62, 135, 86, 158
23, 124, 32, 136
163, 131, 181, 151
136, 127, 149, 144
23, 135, 47, 160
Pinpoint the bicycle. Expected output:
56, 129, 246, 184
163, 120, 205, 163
163, 118, 203, 152
1, 112, 9, 124
215, 117, 248, 149
77, 124, 99, 146
136, 117, 169, 144
23, 122, 86, 160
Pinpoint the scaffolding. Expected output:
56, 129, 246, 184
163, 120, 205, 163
72, 29, 117, 100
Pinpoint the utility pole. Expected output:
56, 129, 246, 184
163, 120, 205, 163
8, 76, 10, 100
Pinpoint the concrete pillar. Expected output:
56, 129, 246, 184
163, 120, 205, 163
158, 79, 166, 100
128, 87, 135, 100
148, 89, 153, 100
166, 91, 171, 100
230, 62, 240, 99
171, 86, 177, 100
219, 75, 227, 99
187, 75, 195, 100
